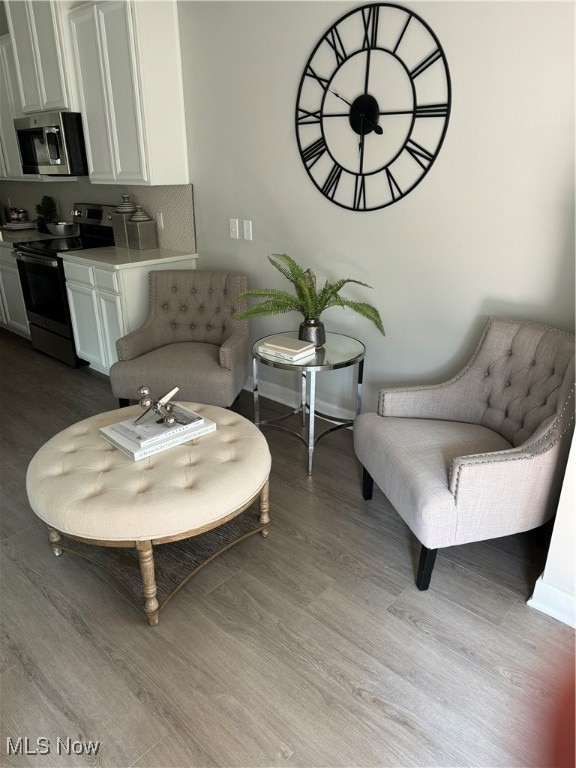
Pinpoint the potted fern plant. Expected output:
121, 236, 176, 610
235, 254, 384, 346
35, 195, 57, 233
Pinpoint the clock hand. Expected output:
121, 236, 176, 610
328, 88, 352, 108
329, 88, 383, 135
364, 49, 371, 98
358, 116, 365, 171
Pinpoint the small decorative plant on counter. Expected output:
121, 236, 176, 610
235, 253, 385, 346
35, 195, 57, 232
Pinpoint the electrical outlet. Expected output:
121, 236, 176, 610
229, 218, 239, 239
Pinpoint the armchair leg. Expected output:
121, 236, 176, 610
362, 467, 374, 500
119, 398, 130, 408
416, 545, 438, 591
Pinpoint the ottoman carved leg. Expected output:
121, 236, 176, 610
259, 479, 270, 537
136, 540, 159, 626
48, 527, 62, 556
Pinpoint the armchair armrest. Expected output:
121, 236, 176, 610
448, 444, 562, 543
378, 374, 484, 422
219, 323, 249, 370
447, 414, 573, 544
116, 322, 166, 361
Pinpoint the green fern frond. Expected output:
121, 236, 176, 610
337, 299, 385, 334
236, 288, 297, 301
269, 255, 318, 316
236, 301, 301, 319
235, 290, 303, 320
268, 254, 305, 283
317, 278, 373, 313
233, 254, 385, 335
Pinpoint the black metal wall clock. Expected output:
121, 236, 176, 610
295, 3, 451, 211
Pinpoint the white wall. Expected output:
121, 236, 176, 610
529, 435, 576, 627
178, 0, 574, 414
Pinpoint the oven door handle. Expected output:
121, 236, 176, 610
15, 252, 59, 269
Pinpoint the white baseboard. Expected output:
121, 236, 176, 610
243, 377, 355, 421
527, 575, 576, 628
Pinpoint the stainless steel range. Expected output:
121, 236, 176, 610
13, 203, 116, 366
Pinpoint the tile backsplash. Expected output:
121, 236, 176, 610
0, 178, 196, 253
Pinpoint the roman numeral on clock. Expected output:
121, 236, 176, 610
361, 5, 379, 50
415, 103, 449, 118
326, 27, 346, 66
322, 163, 343, 199
297, 107, 322, 126
404, 139, 434, 169
302, 137, 327, 168
393, 14, 412, 54
353, 176, 367, 210
305, 65, 329, 92
410, 49, 442, 79
386, 169, 402, 201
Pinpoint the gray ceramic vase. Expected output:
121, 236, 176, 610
298, 318, 326, 347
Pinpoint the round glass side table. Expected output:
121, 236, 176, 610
252, 331, 365, 475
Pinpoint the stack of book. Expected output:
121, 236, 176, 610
258, 337, 317, 362
99, 404, 216, 460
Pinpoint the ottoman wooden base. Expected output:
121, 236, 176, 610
47, 503, 269, 624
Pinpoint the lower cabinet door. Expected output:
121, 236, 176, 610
66, 282, 106, 369
97, 290, 124, 371
0, 263, 30, 336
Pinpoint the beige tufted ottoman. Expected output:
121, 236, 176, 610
26, 404, 271, 625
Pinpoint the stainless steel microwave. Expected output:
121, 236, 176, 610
14, 111, 88, 176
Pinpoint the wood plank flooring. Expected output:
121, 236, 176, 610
1, 328, 574, 767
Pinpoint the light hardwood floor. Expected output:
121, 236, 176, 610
1, 328, 573, 768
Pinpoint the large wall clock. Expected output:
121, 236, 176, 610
295, 3, 451, 211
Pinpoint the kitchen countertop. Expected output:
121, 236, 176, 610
0, 229, 52, 246
59, 246, 198, 270
0, 232, 197, 269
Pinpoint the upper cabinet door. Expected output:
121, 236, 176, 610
97, 1, 147, 183
30, 0, 69, 111
0, 36, 25, 178
5, 0, 69, 113
68, 0, 188, 186
69, 0, 146, 183
69, 4, 116, 181
5, 1, 41, 112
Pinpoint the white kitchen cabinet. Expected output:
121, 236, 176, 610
66, 280, 107, 369
0, 35, 29, 180
0, 248, 30, 337
5, 0, 70, 114
69, 0, 189, 186
64, 262, 124, 374
98, 290, 125, 370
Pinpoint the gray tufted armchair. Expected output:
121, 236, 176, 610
353, 316, 575, 590
109, 270, 250, 407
